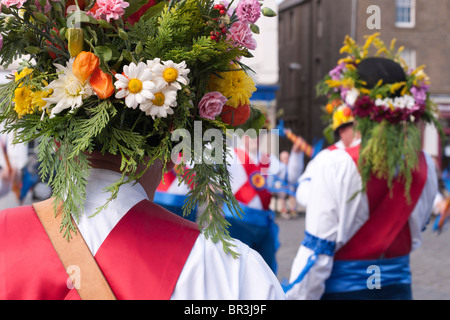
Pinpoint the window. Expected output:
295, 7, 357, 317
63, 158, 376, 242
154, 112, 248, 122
400, 48, 416, 69
395, 0, 415, 28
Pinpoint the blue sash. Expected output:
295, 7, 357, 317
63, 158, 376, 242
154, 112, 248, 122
223, 202, 275, 227
154, 192, 198, 221
154, 191, 188, 207
223, 202, 280, 256
325, 255, 411, 293
282, 231, 335, 292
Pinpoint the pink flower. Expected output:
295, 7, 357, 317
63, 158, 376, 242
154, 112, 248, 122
1, 0, 26, 8
227, 21, 256, 50
236, 0, 261, 24
88, 0, 130, 22
35, 0, 53, 13
198, 92, 227, 120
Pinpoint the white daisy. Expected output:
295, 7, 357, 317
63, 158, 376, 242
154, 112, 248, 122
345, 87, 359, 107
139, 86, 178, 119
114, 62, 157, 109
42, 58, 94, 119
146, 57, 161, 71
152, 60, 190, 91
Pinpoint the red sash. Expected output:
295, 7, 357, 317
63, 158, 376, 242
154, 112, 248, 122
157, 170, 178, 192
0, 200, 199, 300
157, 164, 194, 192
233, 148, 272, 210
335, 145, 428, 260
327, 144, 338, 151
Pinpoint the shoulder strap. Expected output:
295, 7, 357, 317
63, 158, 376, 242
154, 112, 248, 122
32, 198, 116, 300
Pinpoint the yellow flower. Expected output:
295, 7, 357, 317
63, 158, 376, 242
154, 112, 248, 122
332, 105, 354, 131
413, 68, 431, 86
375, 79, 383, 88
363, 33, 380, 51
14, 67, 33, 82
341, 77, 355, 89
400, 85, 409, 96
340, 45, 352, 54
325, 79, 342, 88
338, 57, 354, 65
376, 48, 389, 56
361, 33, 380, 57
390, 81, 406, 94
345, 64, 356, 71
389, 38, 397, 52
411, 65, 426, 76
360, 88, 371, 95
13, 86, 34, 117
207, 65, 256, 108
31, 89, 53, 111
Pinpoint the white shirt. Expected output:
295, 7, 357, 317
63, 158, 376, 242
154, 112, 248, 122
286, 148, 437, 300
75, 168, 286, 300
295, 139, 359, 208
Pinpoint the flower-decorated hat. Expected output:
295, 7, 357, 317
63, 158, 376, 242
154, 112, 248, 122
317, 33, 442, 199
322, 97, 354, 143
0, 0, 276, 255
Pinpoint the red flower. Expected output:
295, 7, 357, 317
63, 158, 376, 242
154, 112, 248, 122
220, 104, 251, 126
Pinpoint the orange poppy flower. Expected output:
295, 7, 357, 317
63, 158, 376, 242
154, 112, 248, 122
89, 67, 114, 99
72, 51, 99, 83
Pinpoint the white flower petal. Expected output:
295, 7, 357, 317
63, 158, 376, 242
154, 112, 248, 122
135, 93, 145, 104
142, 81, 156, 90
115, 73, 129, 83
115, 88, 129, 99
141, 90, 155, 100
125, 94, 137, 109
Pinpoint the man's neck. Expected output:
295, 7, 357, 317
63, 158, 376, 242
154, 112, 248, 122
87, 151, 164, 201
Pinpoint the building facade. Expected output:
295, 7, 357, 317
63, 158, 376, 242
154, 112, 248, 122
278, 0, 450, 167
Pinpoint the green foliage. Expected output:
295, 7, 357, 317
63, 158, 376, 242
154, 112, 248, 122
356, 118, 422, 202
183, 147, 242, 258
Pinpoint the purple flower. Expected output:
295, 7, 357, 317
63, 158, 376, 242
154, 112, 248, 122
227, 21, 257, 50
0, 34, 3, 52
410, 85, 429, 106
329, 63, 346, 80
236, 0, 261, 24
198, 92, 228, 120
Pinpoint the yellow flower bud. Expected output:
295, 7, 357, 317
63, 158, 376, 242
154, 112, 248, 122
67, 28, 84, 57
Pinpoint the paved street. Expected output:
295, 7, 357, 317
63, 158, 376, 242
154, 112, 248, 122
275, 212, 450, 300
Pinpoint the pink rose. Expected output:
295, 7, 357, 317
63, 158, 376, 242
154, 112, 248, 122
236, 0, 261, 24
198, 92, 227, 120
1, 0, 26, 8
87, 0, 130, 22
227, 21, 257, 50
